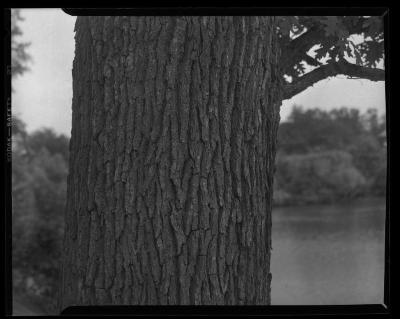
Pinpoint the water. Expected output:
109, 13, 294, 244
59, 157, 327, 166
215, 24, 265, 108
271, 197, 386, 305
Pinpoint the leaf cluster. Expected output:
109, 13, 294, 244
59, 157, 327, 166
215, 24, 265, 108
277, 16, 384, 95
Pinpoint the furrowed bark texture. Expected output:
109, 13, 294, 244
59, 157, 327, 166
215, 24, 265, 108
60, 16, 282, 308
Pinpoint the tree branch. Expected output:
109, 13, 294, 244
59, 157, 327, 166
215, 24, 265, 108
281, 26, 325, 71
303, 54, 322, 67
283, 60, 385, 100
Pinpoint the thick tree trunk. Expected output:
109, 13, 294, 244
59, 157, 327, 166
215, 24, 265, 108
60, 16, 282, 309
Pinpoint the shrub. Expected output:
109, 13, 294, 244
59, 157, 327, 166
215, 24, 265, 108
274, 150, 368, 205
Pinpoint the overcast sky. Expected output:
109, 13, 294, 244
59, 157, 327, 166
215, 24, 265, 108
12, 9, 386, 137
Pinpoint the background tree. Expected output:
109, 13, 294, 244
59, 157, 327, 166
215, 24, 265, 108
274, 106, 386, 205
11, 9, 31, 79
60, 15, 385, 308
12, 118, 69, 314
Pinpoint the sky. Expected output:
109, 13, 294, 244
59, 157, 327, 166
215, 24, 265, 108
12, 9, 387, 137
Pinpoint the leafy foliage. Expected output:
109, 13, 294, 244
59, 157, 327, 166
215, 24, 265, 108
275, 150, 368, 204
277, 16, 385, 98
278, 16, 384, 73
28, 129, 69, 162
274, 106, 386, 205
12, 118, 69, 314
278, 106, 365, 153
11, 9, 31, 77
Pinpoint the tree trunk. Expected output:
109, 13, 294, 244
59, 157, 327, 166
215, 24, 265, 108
60, 16, 282, 309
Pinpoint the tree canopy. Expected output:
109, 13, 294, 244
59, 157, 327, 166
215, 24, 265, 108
277, 16, 385, 99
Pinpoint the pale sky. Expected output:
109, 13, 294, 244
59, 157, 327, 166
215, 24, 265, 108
12, 9, 386, 137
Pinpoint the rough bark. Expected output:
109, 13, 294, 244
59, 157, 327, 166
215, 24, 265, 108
60, 16, 282, 309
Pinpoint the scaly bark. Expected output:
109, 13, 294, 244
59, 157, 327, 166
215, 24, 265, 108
60, 16, 282, 309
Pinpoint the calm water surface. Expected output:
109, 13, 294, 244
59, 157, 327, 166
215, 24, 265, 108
271, 197, 386, 305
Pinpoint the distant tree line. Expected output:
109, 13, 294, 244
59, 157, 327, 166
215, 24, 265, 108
273, 106, 386, 206
12, 118, 68, 313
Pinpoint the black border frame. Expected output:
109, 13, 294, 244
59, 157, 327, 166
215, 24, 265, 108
3, 3, 393, 317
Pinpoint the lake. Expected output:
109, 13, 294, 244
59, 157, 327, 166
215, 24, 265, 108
271, 197, 386, 305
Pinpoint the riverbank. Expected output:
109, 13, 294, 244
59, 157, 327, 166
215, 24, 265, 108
273, 193, 387, 208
